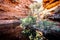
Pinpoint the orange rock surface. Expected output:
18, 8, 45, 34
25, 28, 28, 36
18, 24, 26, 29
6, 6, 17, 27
0, 0, 32, 19
43, 0, 60, 9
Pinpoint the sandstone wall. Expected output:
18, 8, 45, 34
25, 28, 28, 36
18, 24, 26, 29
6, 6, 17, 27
0, 0, 32, 19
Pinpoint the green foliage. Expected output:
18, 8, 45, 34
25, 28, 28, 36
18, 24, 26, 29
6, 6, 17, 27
21, 16, 42, 40
22, 27, 42, 40
22, 28, 36, 40
21, 17, 60, 40
21, 16, 48, 40
21, 16, 36, 27
37, 20, 60, 31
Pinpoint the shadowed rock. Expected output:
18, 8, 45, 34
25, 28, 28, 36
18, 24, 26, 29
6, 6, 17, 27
0, 20, 21, 27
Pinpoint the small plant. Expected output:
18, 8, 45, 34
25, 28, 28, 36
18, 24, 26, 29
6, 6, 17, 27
21, 16, 45, 40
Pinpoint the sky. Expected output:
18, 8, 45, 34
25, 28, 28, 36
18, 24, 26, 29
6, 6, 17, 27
34, 0, 42, 3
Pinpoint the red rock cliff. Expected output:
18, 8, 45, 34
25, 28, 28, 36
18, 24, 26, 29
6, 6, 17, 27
0, 0, 32, 19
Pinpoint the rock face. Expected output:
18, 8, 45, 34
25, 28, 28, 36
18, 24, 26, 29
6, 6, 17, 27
0, 20, 23, 40
0, 0, 32, 19
0, 0, 32, 40
43, 0, 60, 9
